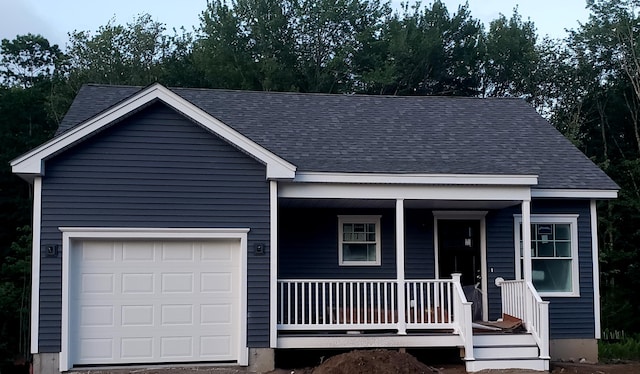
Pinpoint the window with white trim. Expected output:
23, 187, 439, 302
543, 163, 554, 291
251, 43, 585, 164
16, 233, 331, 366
514, 214, 580, 297
338, 215, 381, 266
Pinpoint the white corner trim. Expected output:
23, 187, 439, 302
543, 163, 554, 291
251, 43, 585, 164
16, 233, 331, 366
59, 227, 250, 371
591, 200, 601, 339
531, 189, 618, 199
294, 172, 538, 186
30, 177, 42, 354
11, 83, 296, 179
269, 181, 278, 348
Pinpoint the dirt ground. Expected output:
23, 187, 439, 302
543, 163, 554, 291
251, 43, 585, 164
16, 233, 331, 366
68, 349, 640, 374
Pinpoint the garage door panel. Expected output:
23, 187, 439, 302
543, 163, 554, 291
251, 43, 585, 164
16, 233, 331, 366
200, 272, 233, 293
120, 337, 153, 359
161, 273, 194, 293
160, 336, 193, 358
161, 304, 193, 325
121, 305, 154, 326
81, 273, 115, 294
80, 305, 114, 327
122, 273, 155, 294
122, 242, 155, 261
72, 239, 241, 366
161, 242, 195, 261
201, 304, 233, 325
201, 336, 232, 357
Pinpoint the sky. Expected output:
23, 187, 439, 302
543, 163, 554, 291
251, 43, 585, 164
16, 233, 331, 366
0, 0, 591, 49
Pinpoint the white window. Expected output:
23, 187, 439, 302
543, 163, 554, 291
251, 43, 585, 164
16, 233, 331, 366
338, 215, 381, 266
514, 214, 580, 297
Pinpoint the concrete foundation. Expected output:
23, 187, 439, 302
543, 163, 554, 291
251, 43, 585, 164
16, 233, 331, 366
33, 353, 59, 374
550, 338, 598, 363
248, 348, 275, 373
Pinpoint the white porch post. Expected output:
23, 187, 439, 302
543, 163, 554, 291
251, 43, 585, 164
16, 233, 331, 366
269, 181, 278, 347
522, 200, 532, 283
396, 198, 407, 334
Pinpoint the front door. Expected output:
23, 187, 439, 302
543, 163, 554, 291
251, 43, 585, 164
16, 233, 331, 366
437, 219, 481, 286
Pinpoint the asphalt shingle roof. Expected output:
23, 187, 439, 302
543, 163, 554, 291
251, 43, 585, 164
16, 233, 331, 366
57, 84, 618, 191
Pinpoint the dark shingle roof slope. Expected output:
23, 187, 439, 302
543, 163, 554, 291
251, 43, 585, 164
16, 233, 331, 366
57, 84, 618, 191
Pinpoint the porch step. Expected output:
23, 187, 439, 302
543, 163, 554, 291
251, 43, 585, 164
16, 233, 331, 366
466, 333, 548, 372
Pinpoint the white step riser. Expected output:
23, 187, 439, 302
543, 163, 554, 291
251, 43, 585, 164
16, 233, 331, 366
466, 359, 549, 372
473, 346, 539, 359
472, 334, 536, 346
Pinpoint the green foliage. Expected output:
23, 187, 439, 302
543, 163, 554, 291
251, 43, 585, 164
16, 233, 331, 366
0, 34, 65, 88
0, 226, 31, 361
600, 333, 640, 361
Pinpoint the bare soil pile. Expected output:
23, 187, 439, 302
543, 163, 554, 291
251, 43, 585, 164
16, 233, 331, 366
311, 349, 437, 374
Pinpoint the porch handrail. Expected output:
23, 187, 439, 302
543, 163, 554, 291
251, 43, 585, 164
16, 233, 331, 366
495, 278, 550, 360
450, 274, 474, 362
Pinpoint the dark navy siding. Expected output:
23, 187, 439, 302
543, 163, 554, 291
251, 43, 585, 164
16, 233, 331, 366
533, 200, 595, 339
486, 201, 595, 339
278, 208, 435, 279
405, 209, 436, 279
38, 103, 271, 352
486, 205, 520, 321
278, 208, 397, 278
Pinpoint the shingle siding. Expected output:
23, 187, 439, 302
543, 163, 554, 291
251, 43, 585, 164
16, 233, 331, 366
485, 200, 595, 339
38, 103, 271, 352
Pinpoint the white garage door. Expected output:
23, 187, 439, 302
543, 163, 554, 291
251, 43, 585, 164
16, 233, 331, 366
70, 239, 242, 366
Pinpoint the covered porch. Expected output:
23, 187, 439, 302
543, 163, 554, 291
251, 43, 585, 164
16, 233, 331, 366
269, 175, 550, 370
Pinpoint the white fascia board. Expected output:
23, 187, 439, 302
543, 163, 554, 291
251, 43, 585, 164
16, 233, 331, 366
531, 189, 618, 199
294, 172, 538, 186
279, 183, 531, 201
11, 83, 296, 179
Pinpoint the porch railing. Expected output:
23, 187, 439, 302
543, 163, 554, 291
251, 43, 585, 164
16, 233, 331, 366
495, 278, 550, 359
277, 275, 472, 337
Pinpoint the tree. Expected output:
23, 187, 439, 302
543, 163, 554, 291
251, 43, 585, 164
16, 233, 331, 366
66, 14, 171, 87
357, 1, 484, 96
0, 34, 65, 89
482, 9, 539, 98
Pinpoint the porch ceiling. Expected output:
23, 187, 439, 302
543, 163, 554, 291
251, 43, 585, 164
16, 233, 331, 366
279, 198, 520, 210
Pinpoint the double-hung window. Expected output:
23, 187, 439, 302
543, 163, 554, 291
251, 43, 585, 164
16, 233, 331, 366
338, 215, 381, 266
514, 214, 580, 297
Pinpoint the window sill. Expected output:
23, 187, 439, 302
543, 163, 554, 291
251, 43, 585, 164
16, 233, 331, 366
538, 291, 580, 298
339, 261, 381, 266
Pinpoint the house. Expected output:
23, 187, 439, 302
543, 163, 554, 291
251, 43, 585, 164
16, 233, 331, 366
11, 83, 618, 373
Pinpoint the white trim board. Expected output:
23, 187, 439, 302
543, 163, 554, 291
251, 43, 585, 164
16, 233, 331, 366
11, 84, 296, 180
269, 181, 278, 347
531, 189, 618, 199
58, 227, 250, 371
279, 183, 532, 201
295, 172, 538, 186
30, 177, 42, 353
591, 200, 601, 339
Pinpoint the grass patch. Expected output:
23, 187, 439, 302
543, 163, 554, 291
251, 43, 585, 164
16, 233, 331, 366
600, 331, 640, 362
